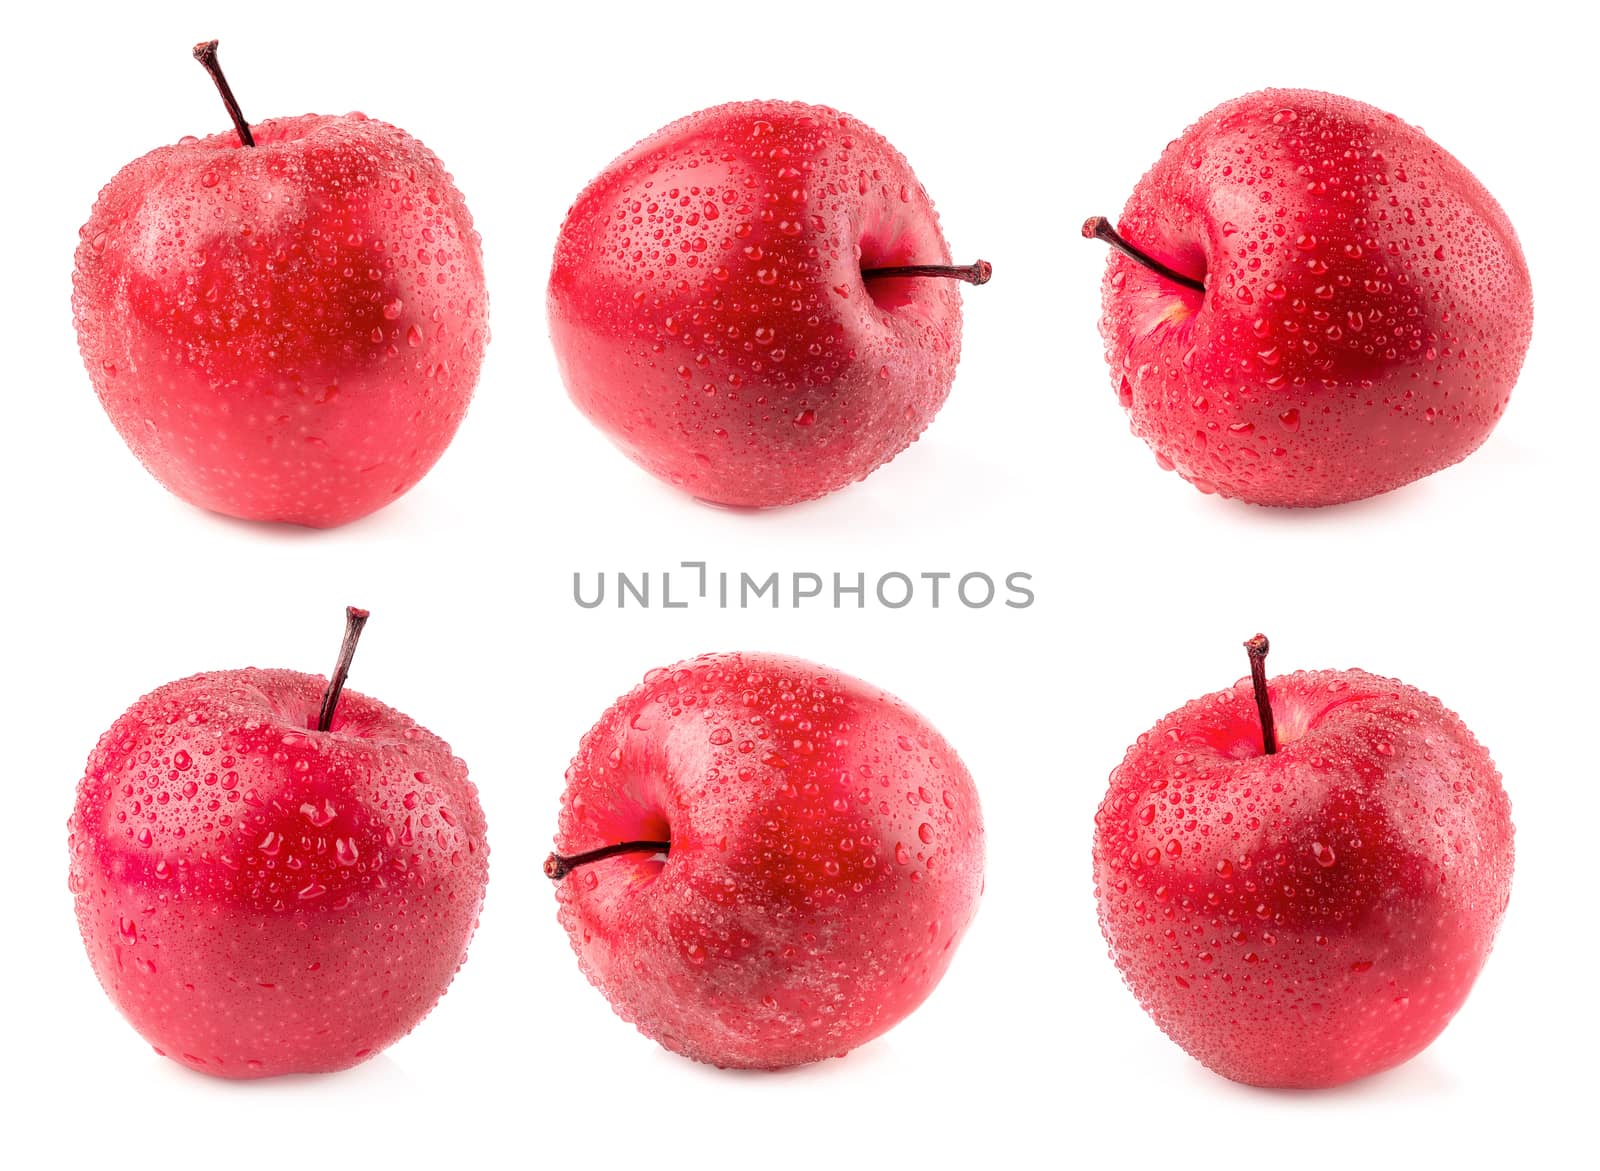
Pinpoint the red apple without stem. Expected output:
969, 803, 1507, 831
1085, 89, 1532, 507
1092, 636, 1513, 1088
72, 42, 488, 528
548, 100, 990, 508
68, 608, 490, 1078
545, 651, 984, 1068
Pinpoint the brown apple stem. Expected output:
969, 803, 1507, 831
192, 40, 256, 147
1081, 217, 1204, 293
1244, 634, 1278, 755
316, 607, 370, 732
545, 841, 672, 880
861, 260, 993, 286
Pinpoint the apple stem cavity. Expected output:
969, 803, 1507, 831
544, 841, 672, 881
1081, 217, 1204, 293
192, 40, 256, 148
1244, 633, 1278, 756
861, 260, 993, 286
315, 606, 371, 732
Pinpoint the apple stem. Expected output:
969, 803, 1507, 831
544, 841, 672, 880
1081, 217, 1204, 293
192, 40, 256, 147
861, 260, 993, 286
1244, 634, 1278, 755
316, 607, 370, 732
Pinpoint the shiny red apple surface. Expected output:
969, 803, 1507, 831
68, 610, 489, 1077
1088, 89, 1532, 506
548, 100, 987, 507
547, 651, 985, 1067
1092, 639, 1513, 1087
72, 44, 488, 527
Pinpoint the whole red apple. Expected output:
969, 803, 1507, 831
1085, 89, 1532, 506
72, 42, 488, 528
67, 608, 489, 1078
545, 651, 984, 1067
547, 100, 990, 508
1092, 636, 1513, 1088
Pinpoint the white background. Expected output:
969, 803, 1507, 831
2, 0, 1593, 1165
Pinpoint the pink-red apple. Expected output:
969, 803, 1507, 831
1092, 635, 1513, 1087
546, 651, 985, 1067
68, 608, 489, 1077
548, 100, 989, 508
1086, 89, 1532, 506
72, 42, 488, 527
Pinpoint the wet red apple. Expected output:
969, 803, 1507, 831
68, 608, 490, 1077
1086, 89, 1533, 506
548, 100, 989, 507
546, 651, 985, 1067
1092, 635, 1513, 1087
72, 42, 488, 527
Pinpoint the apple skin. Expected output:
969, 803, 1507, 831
550, 651, 984, 1068
1093, 89, 1532, 506
548, 101, 971, 507
67, 668, 489, 1078
1092, 667, 1513, 1088
72, 113, 488, 527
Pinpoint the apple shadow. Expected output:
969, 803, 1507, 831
648, 1034, 899, 1083
1194, 473, 1442, 530
648, 441, 1004, 534
1185, 1051, 1460, 1103
144, 1050, 416, 1094
164, 491, 432, 544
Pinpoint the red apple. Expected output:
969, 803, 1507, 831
67, 608, 489, 1078
547, 100, 990, 508
545, 651, 984, 1067
1085, 89, 1532, 506
1092, 636, 1513, 1088
72, 42, 488, 528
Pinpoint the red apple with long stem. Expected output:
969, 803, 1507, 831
546, 651, 985, 1068
548, 100, 990, 508
1085, 89, 1533, 506
1092, 635, 1513, 1088
68, 608, 490, 1077
72, 41, 489, 528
